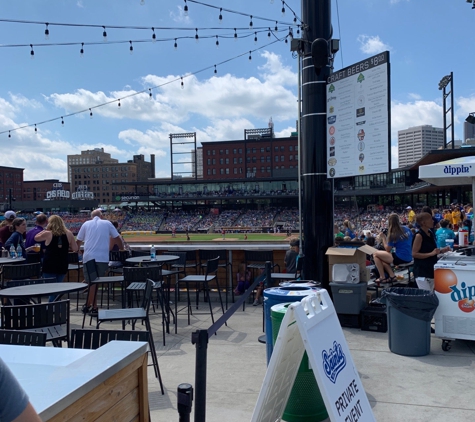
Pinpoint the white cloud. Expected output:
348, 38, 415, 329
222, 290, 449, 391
408, 93, 422, 101
169, 6, 191, 24
357, 35, 391, 55
275, 126, 296, 138
76, 1, 83, 7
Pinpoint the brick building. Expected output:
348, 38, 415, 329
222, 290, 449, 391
0, 166, 23, 210
23, 180, 71, 201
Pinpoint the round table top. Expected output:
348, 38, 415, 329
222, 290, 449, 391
0, 257, 26, 265
125, 255, 179, 265
0, 282, 86, 298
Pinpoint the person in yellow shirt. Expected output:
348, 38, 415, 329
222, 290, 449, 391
407, 206, 416, 224
451, 203, 463, 231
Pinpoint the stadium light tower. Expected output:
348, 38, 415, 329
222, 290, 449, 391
438, 72, 455, 149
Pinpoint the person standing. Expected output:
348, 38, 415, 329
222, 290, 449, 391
406, 206, 416, 224
284, 238, 299, 273
76, 209, 120, 314
34, 215, 78, 301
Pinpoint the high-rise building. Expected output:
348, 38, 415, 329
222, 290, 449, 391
464, 121, 475, 142
398, 125, 444, 167
67, 148, 117, 183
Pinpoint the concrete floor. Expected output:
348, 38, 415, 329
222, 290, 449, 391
69, 290, 475, 422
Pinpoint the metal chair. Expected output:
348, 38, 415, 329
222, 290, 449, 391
1, 262, 42, 288
244, 250, 280, 276
1, 299, 71, 347
0, 329, 47, 346
270, 256, 304, 283
96, 279, 164, 394
199, 249, 233, 307
175, 257, 224, 334
66, 251, 83, 310
108, 250, 131, 275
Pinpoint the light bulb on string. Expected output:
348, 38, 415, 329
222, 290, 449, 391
61, 117, 64, 126
195, 28, 199, 43
215, 35, 219, 48
181, 77, 184, 89
118, 100, 121, 108
183, 0, 188, 16
174, 38, 178, 49
149, 88, 153, 99
268, 28, 271, 38
89, 108, 93, 118
102, 26, 107, 42
234, 28, 237, 41
293, 14, 297, 24
80, 42, 84, 57
152, 28, 156, 42
297, 25, 300, 35
8, 131, 11, 138
249, 15, 253, 29
281, 1, 286, 15
129, 41, 134, 54
30, 44, 34, 59
275, 21, 278, 31
34, 124, 37, 133
44, 23, 49, 40
248, 51, 252, 61
218, 8, 223, 23
214, 65, 217, 74
254, 32, 258, 44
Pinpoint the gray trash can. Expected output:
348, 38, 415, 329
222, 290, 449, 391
381, 287, 439, 357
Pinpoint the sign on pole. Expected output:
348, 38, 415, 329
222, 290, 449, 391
326, 51, 390, 178
252, 290, 375, 422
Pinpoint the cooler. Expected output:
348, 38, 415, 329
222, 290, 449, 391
434, 254, 475, 350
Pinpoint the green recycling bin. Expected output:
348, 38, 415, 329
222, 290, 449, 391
271, 303, 328, 422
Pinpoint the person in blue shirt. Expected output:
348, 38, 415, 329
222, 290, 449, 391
435, 219, 456, 248
462, 219, 474, 244
343, 220, 356, 239
373, 213, 413, 283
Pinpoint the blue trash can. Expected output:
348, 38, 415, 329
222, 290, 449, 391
263, 285, 316, 363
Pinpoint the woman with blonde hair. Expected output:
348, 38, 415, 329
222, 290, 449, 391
343, 220, 356, 239
373, 213, 413, 284
35, 215, 78, 300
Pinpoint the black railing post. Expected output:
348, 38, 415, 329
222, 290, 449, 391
265, 261, 272, 287
192, 329, 209, 422
177, 383, 193, 422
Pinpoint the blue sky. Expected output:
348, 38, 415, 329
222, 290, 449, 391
0, 0, 474, 181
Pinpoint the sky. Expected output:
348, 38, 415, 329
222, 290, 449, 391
0, 0, 474, 182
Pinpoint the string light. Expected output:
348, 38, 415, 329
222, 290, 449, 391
218, 8, 223, 23
8, 131, 11, 138
293, 14, 297, 24
268, 28, 271, 38
296, 25, 300, 35
214, 64, 217, 74
281, 1, 286, 15
195, 28, 199, 43
249, 15, 253, 29
1, 37, 286, 137
102, 26, 107, 42
44, 23, 49, 40
129, 40, 133, 54
80, 42, 84, 56
184, 0, 189, 16
34, 124, 37, 133
152, 28, 156, 42
118, 99, 121, 107
234, 28, 237, 41
30, 44, 34, 59
174, 38, 178, 49
215, 35, 219, 48
275, 21, 278, 31
254, 32, 258, 44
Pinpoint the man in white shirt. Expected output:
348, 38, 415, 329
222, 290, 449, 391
76, 209, 120, 314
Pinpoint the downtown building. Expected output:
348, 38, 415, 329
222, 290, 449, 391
398, 125, 444, 167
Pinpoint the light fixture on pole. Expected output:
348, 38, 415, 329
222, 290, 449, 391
466, 113, 475, 125
438, 72, 455, 149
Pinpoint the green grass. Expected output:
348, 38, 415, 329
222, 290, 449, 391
122, 232, 290, 242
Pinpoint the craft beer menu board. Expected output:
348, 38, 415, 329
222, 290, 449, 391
326, 51, 390, 178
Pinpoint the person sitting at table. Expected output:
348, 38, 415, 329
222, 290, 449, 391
0, 357, 42, 422
372, 213, 413, 284
4, 218, 36, 257
234, 262, 251, 296
34, 215, 78, 302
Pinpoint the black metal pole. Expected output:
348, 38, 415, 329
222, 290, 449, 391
450, 72, 455, 149
443, 86, 447, 149
177, 383, 193, 422
301, 0, 333, 290
192, 329, 209, 422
